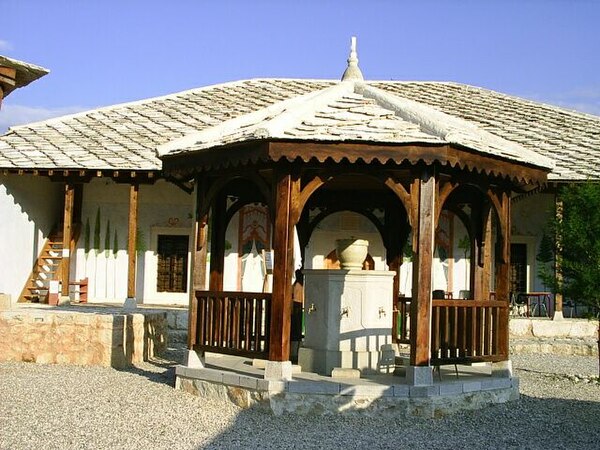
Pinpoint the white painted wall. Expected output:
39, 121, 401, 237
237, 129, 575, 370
223, 210, 241, 291
73, 179, 194, 305
0, 174, 61, 303
306, 211, 386, 270
511, 192, 555, 291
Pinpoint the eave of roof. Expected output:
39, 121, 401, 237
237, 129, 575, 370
0, 55, 49, 96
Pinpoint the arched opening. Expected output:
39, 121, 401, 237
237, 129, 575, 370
436, 183, 503, 301
305, 210, 386, 270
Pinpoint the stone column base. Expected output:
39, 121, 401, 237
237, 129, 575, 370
406, 365, 433, 386
264, 361, 293, 380
185, 349, 206, 368
492, 360, 513, 378
123, 297, 137, 310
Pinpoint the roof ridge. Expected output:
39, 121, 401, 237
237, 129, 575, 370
356, 82, 555, 170
158, 82, 349, 157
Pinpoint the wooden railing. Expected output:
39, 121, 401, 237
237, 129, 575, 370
191, 291, 271, 359
393, 296, 509, 364
431, 300, 508, 365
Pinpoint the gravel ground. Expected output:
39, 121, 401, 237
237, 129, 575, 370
1, 349, 598, 450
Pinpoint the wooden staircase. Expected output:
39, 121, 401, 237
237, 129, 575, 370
18, 229, 65, 303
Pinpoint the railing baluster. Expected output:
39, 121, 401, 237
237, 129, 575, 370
484, 305, 492, 356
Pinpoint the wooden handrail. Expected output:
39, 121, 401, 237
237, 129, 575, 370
432, 300, 508, 308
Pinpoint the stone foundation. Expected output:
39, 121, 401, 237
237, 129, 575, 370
176, 365, 519, 417
0, 308, 167, 368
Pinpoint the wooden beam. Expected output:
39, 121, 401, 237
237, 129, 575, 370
127, 184, 139, 299
268, 170, 300, 362
61, 183, 75, 296
410, 171, 436, 366
208, 192, 227, 291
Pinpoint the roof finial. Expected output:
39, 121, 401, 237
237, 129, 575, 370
341, 36, 364, 81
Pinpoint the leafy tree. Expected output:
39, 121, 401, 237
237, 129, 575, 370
539, 182, 600, 375
536, 232, 555, 292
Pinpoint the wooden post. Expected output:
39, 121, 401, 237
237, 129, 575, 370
127, 184, 139, 299
410, 171, 436, 367
268, 171, 300, 362
61, 183, 75, 296
193, 178, 209, 291
389, 257, 401, 342
495, 190, 511, 358
208, 192, 227, 291
189, 178, 208, 350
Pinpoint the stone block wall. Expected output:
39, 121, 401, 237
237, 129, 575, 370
0, 309, 167, 368
509, 318, 598, 356
165, 309, 188, 344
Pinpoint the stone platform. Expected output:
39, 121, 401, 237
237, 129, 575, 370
176, 353, 519, 417
0, 304, 167, 368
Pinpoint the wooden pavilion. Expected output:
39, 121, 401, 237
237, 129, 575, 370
161, 42, 552, 383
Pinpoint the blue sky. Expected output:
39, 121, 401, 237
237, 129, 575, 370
1, 0, 599, 131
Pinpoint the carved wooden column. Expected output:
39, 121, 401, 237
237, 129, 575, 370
268, 170, 300, 362
409, 171, 436, 369
127, 183, 139, 300
61, 183, 75, 296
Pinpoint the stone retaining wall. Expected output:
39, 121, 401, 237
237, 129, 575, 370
509, 318, 598, 356
0, 309, 167, 368
165, 309, 188, 344
509, 318, 598, 339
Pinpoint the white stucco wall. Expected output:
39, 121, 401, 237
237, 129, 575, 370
73, 179, 194, 305
0, 174, 61, 303
511, 192, 555, 292
305, 211, 386, 270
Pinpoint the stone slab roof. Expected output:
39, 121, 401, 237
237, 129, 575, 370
0, 55, 49, 96
1, 77, 598, 180
160, 81, 551, 172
